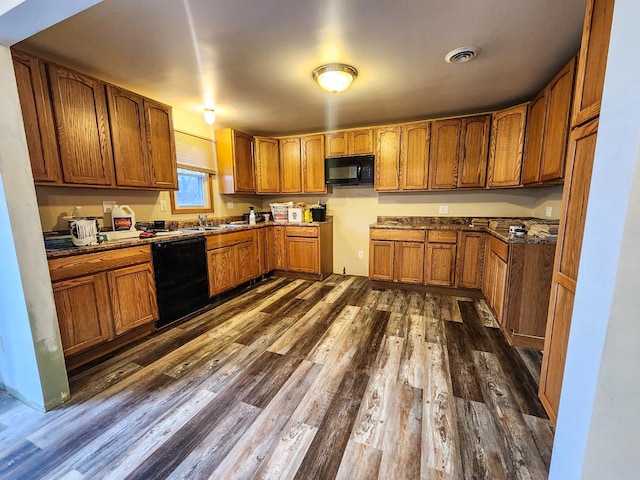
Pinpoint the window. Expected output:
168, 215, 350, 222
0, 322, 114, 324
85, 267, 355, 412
170, 131, 216, 214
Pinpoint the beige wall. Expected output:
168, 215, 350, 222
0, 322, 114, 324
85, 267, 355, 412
263, 185, 563, 277
36, 109, 261, 231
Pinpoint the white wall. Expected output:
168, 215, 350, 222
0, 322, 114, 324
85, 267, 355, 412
0, 46, 69, 410
550, 0, 640, 477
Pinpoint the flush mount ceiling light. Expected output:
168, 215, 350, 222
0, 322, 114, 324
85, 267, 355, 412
445, 46, 481, 64
203, 108, 216, 125
312, 63, 358, 93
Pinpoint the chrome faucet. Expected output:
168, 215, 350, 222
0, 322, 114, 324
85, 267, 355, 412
197, 214, 203, 227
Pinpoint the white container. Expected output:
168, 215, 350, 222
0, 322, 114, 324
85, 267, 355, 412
270, 202, 293, 222
69, 219, 98, 246
111, 205, 136, 231
288, 207, 302, 223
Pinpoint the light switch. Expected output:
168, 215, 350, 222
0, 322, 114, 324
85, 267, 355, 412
160, 200, 167, 212
546, 206, 552, 217
227, 202, 234, 210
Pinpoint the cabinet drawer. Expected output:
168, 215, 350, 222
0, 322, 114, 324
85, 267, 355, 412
285, 226, 318, 238
206, 230, 255, 249
370, 228, 425, 242
490, 235, 509, 261
427, 230, 458, 244
49, 246, 152, 282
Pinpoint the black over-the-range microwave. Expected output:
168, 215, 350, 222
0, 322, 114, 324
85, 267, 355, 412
324, 155, 375, 186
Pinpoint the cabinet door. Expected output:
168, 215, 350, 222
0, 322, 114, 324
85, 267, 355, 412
539, 118, 598, 423
279, 137, 302, 193
374, 126, 401, 191
482, 242, 495, 303
255, 137, 280, 193
52, 273, 113, 356
108, 263, 159, 335
458, 115, 490, 188
273, 226, 286, 270
12, 50, 61, 183
234, 130, 256, 193
369, 240, 394, 281
429, 118, 461, 189
208, 247, 236, 296
301, 134, 326, 193
571, 0, 614, 128
493, 253, 508, 326
456, 232, 485, 289
487, 103, 528, 187
349, 129, 374, 155
400, 121, 430, 190
235, 240, 257, 284
107, 85, 151, 187
258, 226, 275, 274
325, 131, 348, 157
540, 57, 576, 182
395, 242, 425, 284
285, 237, 319, 274
425, 243, 457, 286
145, 98, 178, 189
522, 90, 547, 185
48, 64, 115, 186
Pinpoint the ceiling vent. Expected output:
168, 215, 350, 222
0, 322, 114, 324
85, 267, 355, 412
445, 46, 480, 64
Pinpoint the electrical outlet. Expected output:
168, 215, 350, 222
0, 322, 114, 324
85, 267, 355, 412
227, 202, 234, 210
358, 250, 364, 259
102, 201, 116, 213
439, 205, 449, 214
545, 206, 552, 217
160, 200, 167, 212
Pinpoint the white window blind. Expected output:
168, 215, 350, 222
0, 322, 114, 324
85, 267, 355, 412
174, 130, 216, 174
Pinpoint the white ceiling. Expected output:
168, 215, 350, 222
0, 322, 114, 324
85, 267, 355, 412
17, 0, 586, 136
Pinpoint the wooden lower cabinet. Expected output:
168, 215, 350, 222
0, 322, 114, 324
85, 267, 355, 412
257, 226, 275, 275
207, 246, 236, 296
483, 236, 555, 349
425, 243, 456, 286
206, 230, 258, 296
48, 246, 158, 364
281, 224, 333, 279
369, 229, 425, 283
455, 232, 485, 289
108, 263, 158, 335
52, 273, 113, 356
273, 226, 286, 270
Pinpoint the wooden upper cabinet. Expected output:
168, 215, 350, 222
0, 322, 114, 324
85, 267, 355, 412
106, 85, 151, 188
301, 134, 326, 193
48, 64, 115, 186
487, 103, 528, 188
400, 121, 430, 190
540, 57, 576, 182
571, 0, 615, 128
255, 136, 280, 193
375, 126, 401, 191
522, 90, 547, 185
279, 137, 302, 193
350, 129, 374, 154
144, 98, 178, 189
215, 128, 255, 194
325, 131, 348, 157
458, 115, 491, 188
11, 50, 61, 183
325, 128, 373, 156
429, 118, 461, 189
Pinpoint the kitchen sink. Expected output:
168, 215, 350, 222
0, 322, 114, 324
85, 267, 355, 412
186, 224, 246, 231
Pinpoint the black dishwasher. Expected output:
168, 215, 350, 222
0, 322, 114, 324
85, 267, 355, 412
152, 236, 209, 329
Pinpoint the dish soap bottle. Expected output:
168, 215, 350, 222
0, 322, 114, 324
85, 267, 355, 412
249, 207, 256, 226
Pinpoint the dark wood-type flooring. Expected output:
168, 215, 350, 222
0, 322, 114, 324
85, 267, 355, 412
0, 275, 554, 479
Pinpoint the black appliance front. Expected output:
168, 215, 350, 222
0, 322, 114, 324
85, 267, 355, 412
325, 154, 375, 185
152, 236, 209, 329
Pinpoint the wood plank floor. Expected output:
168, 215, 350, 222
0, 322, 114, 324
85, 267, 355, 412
0, 275, 554, 479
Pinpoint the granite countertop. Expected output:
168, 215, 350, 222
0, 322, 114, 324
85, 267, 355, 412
45, 218, 333, 259
371, 216, 558, 245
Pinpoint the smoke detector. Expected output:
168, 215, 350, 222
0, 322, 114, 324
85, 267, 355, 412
445, 46, 480, 64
